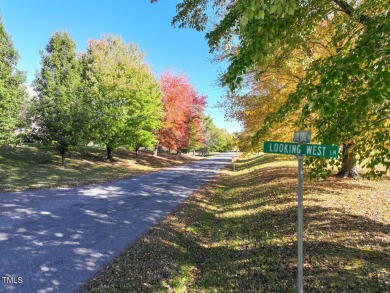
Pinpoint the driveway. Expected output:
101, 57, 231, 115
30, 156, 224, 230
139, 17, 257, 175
0, 153, 236, 292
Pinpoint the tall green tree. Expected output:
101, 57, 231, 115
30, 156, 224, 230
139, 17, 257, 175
0, 17, 26, 145
186, 119, 204, 155
201, 115, 234, 153
170, 0, 390, 178
81, 35, 162, 160
34, 31, 83, 166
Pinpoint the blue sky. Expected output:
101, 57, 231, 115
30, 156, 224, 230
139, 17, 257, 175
0, 0, 241, 132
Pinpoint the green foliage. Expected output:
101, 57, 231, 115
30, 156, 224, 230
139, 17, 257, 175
34, 32, 83, 164
261, 5, 390, 178
186, 119, 204, 152
81, 35, 163, 158
0, 17, 26, 145
203, 115, 235, 152
173, 0, 390, 178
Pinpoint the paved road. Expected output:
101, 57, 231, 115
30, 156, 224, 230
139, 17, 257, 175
0, 153, 236, 292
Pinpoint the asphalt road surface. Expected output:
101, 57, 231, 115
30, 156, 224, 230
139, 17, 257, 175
0, 153, 236, 292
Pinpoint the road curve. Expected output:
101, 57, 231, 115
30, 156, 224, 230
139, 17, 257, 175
0, 153, 236, 293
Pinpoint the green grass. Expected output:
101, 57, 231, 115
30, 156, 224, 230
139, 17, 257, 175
0, 143, 200, 192
81, 154, 390, 292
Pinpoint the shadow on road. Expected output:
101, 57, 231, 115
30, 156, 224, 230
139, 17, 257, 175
0, 153, 235, 292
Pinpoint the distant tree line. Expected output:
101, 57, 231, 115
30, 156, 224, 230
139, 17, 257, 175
0, 19, 236, 165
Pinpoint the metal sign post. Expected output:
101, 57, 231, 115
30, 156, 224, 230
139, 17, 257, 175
294, 131, 309, 293
297, 154, 304, 293
263, 130, 338, 293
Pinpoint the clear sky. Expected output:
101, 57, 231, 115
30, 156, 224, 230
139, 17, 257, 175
0, 0, 242, 132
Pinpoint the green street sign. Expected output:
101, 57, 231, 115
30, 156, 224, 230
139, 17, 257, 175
304, 144, 339, 158
264, 133, 338, 292
263, 141, 338, 158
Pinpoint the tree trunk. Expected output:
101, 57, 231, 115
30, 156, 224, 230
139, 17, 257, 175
106, 146, 113, 161
337, 142, 359, 178
154, 141, 159, 157
135, 146, 140, 158
60, 149, 66, 167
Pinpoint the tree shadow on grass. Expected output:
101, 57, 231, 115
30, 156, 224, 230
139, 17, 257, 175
81, 166, 389, 292
0, 145, 203, 192
236, 154, 295, 171
183, 189, 388, 292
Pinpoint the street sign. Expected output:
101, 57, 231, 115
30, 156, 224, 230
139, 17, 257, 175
263, 141, 338, 158
304, 144, 338, 158
263, 137, 338, 293
293, 130, 312, 144
264, 141, 303, 155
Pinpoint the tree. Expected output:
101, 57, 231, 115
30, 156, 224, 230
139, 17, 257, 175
202, 116, 234, 152
82, 35, 163, 160
217, 20, 336, 153
158, 71, 206, 155
186, 119, 205, 155
0, 17, 26, 145
170, 0, 390, 178
33, 32, 83, 166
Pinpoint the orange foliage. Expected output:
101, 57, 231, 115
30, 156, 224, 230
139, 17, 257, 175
159, 71, 206, 151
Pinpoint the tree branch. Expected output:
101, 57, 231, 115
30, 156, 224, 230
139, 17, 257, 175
333, 0, 370, 24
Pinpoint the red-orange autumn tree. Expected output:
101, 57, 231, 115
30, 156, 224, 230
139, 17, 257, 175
156, 71, 206, 155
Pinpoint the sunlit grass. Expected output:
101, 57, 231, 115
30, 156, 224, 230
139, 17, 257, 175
1, 143, 201, 192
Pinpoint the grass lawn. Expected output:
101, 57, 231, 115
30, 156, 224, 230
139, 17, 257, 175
0, 143, 201, 193
81, 154, 390, 292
